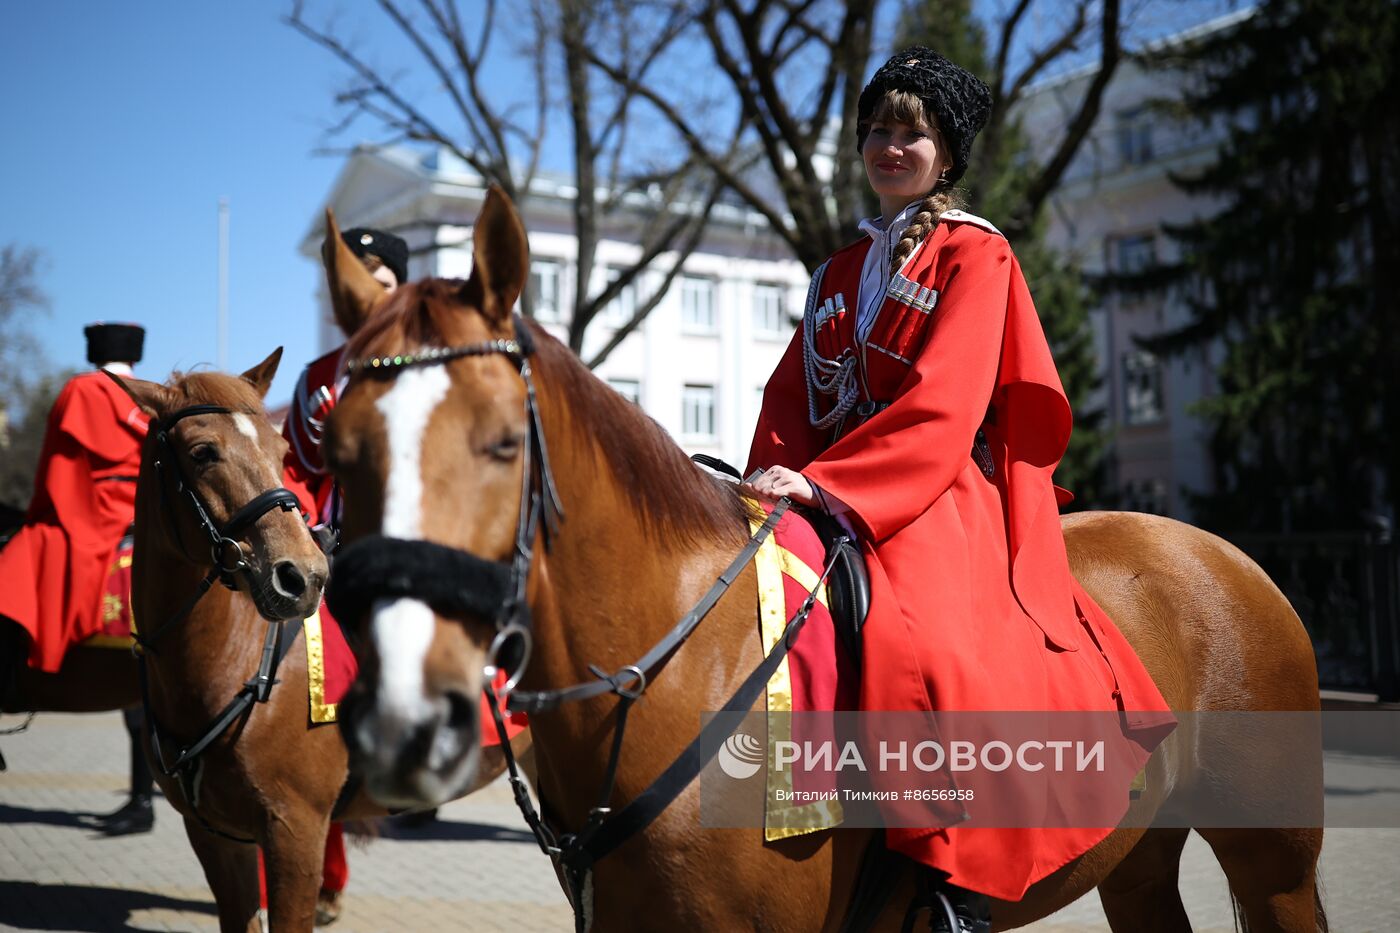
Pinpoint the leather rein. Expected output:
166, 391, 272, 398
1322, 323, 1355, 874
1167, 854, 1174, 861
328, 318, 843, 931
134, 403, 306, 843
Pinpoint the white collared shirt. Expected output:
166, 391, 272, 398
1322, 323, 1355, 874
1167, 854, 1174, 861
854, 200, 923, 344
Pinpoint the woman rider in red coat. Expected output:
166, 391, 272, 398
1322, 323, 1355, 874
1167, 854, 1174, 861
744, 49, 1173, 931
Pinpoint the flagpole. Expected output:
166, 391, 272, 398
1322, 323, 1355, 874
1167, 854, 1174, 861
218, 196, 229, 370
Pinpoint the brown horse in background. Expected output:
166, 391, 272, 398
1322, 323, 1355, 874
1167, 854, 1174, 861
114, 352, 528, 932
115, 353, 350, 932
1, 481, 138, 734
324, 189, 1326, 932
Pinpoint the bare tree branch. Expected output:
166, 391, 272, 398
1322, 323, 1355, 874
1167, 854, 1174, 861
1004, 0, 1091, 109
584, 176, 728, 368
583, 46, 802, 258
1016, 0, 1123, 232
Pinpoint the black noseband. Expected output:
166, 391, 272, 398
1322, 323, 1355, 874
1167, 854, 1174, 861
325, 534, 512, 624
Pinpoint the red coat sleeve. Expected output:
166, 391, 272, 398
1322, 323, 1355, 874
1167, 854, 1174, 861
801, 232, 1012, 543
281, 411, 324, 520
745, 324, 827, 478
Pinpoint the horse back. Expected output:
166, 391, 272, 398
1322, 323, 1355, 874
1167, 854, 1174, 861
1061, 510, 1320, 713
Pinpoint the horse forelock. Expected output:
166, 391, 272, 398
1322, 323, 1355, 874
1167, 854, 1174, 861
342, 279, 483, 368
166, 370, 267, 414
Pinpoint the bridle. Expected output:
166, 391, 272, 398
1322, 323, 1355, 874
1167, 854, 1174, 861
135, 402, 309, 843
327, 322, 564, 688
327, 317, 839, 932
135, 404, 303, 649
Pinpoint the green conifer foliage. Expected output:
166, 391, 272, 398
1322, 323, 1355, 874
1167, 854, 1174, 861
1143, 0, 1399, 532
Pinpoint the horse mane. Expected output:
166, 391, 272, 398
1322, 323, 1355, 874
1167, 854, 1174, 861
343, 278, 754, 550
530, 330, 755, 550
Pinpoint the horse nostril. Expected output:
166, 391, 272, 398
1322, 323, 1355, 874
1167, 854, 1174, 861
444, 689, 476, 731
273, 560, 307, 598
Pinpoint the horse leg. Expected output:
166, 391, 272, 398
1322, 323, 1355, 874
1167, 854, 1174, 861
1095, 827, 1192, 933
262, 810, 332, 932
1195, 827, 1326, 932
181, 815, 261, 933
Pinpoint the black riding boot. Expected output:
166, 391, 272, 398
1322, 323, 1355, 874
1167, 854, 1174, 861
99, 705, 154, 835
907, 871, 991, 933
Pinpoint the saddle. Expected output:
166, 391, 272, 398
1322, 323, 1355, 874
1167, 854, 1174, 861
692, 455, 871, 665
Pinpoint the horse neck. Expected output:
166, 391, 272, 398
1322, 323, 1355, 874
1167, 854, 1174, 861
523, 372, 759, 824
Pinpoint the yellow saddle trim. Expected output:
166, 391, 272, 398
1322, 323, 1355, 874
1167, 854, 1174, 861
749, 507, 843, 841
305, 606, 338, 724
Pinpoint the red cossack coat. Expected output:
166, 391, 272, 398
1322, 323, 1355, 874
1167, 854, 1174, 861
746, 215, 1174, 900
0, 372, 148, 671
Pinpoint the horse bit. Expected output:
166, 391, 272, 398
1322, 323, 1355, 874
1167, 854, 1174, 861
134, 403, 306, 843
329, 317, 843, 932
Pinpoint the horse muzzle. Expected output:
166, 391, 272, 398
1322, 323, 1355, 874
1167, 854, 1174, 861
340, 676, 482, 809
249, 554, 328, 622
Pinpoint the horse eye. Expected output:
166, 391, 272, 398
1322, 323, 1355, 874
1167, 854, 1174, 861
190, 444, 220, 465
488, 436, 522, 462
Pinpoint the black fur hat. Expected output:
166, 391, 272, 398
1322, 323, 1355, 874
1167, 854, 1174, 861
84, 323, 145, 365
856, 47, 993, 185
341, 227, 409, 287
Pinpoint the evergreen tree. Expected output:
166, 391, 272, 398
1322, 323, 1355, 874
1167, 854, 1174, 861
902, 0, 1110, 505
1140, 0, 1400, 532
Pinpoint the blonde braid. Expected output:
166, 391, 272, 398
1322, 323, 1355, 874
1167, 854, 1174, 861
889, 186, 963, 275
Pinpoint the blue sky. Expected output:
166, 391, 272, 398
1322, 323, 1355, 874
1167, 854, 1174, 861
1, 2, 373, 404
2, 0, 1238, 407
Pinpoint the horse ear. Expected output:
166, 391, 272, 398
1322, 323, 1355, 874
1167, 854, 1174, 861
240, 348, 283, 400
323, 208, 390, 337
106, 371, 174, 418
461, 186, 528, 328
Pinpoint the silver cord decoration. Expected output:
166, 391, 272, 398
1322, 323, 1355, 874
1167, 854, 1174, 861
800, 262, 860, 430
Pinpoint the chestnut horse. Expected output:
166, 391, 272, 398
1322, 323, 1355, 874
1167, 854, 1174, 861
114, 352, 527, 933
324, 189, 1326, 932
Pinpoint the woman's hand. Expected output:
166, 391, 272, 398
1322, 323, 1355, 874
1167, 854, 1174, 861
741, 465, 816, 506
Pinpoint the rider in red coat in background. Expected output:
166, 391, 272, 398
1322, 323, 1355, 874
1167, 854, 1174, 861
745, 50, 1173, 931
0, 324, 148, 671
0, 322, 157, 835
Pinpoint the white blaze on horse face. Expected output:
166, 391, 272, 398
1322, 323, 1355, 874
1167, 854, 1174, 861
371, 596, 438, 719
372, 366, 452, 713
232, 413, 259, 442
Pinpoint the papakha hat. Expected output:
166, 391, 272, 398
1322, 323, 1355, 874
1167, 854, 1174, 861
856, 47, 993, 186
84, 322, 145, 365
341, 227, 409, 287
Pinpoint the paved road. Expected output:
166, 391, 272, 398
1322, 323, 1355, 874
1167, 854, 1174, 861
1, 712, 1396, 932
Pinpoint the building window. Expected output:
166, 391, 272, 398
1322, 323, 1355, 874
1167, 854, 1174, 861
680, 275, 717, 334
1111, 233, 1157, 275
528, 259, 562, 323
1122, 350, 1165, 426
608, 378, 641, 404
682, 383, 716, 439
753, 283, 786, 336
1116, 108, 1154, 167
605, 267, 636, 326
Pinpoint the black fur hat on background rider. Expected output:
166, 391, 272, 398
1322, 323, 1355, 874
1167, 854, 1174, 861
340, 228, 409, 289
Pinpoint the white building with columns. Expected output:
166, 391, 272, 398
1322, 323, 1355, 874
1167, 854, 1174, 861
301, 145, 808, 469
